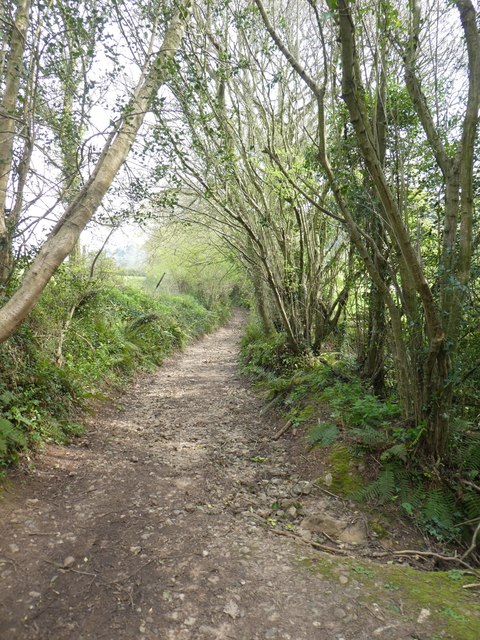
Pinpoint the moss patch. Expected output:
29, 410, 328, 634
298, 553, 480, 639
368, 519, 390, 540
320, 444, 363, 496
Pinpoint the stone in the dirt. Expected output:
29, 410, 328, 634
62, 556, 75, 569
62, 556, 75, 568
286, 506, 297, 519
417, 608, 431, 624
298, 529, 312, 541
223, 600, 240, 619
299, 514, 367, 545
300, 514, 344, 538
334, 607, 347, 619
339, 575, 349, 585
338, 522, 367, 545
292, 481, 312, 496
373, 625, 397, 636
9, 544, 19, 553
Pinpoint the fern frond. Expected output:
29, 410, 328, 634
422, 489, 456, 530
0, 417, 27, 453
356, 466, 396, 503
463, 491, 480, 521
308, 422, 339, 447
381, 443, 408, 462
350, 426, 388, 448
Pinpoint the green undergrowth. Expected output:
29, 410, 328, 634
240, 322, 480, 547
0, 265, 230, 476
298, 555, 480, 639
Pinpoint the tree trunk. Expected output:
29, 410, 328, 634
0, 5, 190, 343
0, 0, 31, 284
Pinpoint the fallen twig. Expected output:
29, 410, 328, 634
460, 479, 480, 493
461, 520, 480, 561
272, 419, 292, 440
267, 526, 349, 556
364, 550, 480, 578
265, 524, 480, 578
28, 531, 59, 536
43, 559, 97, 577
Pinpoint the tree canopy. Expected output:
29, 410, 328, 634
0, 0, 479, 465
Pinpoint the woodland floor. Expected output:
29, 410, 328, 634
0, 312, 478, 640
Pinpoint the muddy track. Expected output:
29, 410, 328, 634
0, 313, 457, 639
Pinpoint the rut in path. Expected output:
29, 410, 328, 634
0, 313, 435, 639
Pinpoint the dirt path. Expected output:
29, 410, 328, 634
0, 313, 475, 639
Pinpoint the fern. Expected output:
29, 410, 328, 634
356, 466, 397, 503
38, 420, 68, 444
381, 443, 408, 462
350, 426, 389, 448
422, 489, 456, 534
463, 491, 480, 521
0, 417, 27, 454
459, 441, 480, 476
308, 422, 339, 447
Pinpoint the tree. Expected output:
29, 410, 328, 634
152, 1, 351, 353
254, 0, 479, 459
0, 0, 191, 343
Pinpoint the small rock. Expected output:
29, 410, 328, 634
28, 591, 41, 598
300, 514, 344, 538
417, 608, 431, 624
334, 607, 347, 619
339, 575, 349, 585
62, 556, 75, 569
286, 506, 297, 519
373, 625, 397, 636
184, 617, 196, 626
298, 529, 312, 542
324, 472, 333, 487
223, 600, 240, 619
131, 456, 139, 463
9, 544, 19, 554
292, 481, 312, 496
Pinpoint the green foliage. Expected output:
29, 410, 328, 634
320, 382, 399, 430
307, 422, 339, 447
240, 322, 479, 543
143, 222, 249, 310
356, 466, 398, 503
0, 418, 27, 456
241, 323, 292, 374
0, 264, 226, 474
